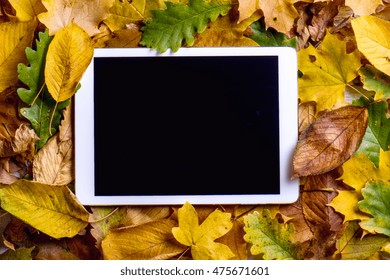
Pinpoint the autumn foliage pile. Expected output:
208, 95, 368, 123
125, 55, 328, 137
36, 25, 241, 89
1, 0, 390, 260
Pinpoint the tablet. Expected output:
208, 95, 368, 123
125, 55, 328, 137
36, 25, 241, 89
75, 47, 299, 205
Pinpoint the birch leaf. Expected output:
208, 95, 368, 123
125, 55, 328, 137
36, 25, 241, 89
298, 30, 362, 113
351, 15, 390, 76
292, 105, 368, 178
0, 180, 90, 239
38, 0, 115, 36
172, 201, 234, 260
45, 22, 93, 102
0, 20, 37, 93
8, 0, 46, 21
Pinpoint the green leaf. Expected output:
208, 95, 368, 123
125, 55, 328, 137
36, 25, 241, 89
368, 101, 390, 151
335, 220, 389, 260
359, 65, 390, 100
249, 19, 297, 48
358, 181, 390, 237
17, 29, 53, 104
357, 125, 381, 167
243, 209, 299, 260
0, 180, 90, 239
20, 91, 69, 149
140, 0, 231, 53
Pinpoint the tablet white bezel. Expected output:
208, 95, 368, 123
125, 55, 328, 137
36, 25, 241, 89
75, 47, 299, 205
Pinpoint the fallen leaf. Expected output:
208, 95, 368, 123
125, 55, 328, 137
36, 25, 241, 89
104, 0, 146, 31
38, 0, 115, 36
351, 15, 390, 76
0, 180, 90, 239
359, 65, 390, 100
0, 20, 37, 93
102, 219, 187, 260
106, 27, 142, 48
292, 105, 368, 178
8, 0, 46, 21
346, 0, 383, 16
237, 0, 261, 23
298, 101, 316, 136
298, 30, 362, 113
172, 201, 234, 260
0, 246, 34, 260
45, 22, 94, 102
260, 0, 300, 35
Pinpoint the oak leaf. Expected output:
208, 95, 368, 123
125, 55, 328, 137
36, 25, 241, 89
351, 15, 390, 76
102, 219, 187, 260
298, 30, 362, 113
172, 201, 234, 260
0, 247, 34, 260
244, 209, 299, 260
0, 20, 37, 93
359, 181, 390, 237
38, 0, 115, 36
45, 22, 93, 102
249, 19, 298, 47
8, 0, 46, 21
292, 105, 368, 178
0, 180, 90, 239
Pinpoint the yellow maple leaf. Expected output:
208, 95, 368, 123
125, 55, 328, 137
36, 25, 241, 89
351, 15, 390, 77
8, 0, 46, 21
328, 150, 390, 222
346, 0, 383, 16
172, 201, 235, 260
298, 30, 361, 113
0, 20, 37, 93
237, 0, 261, 23
45, 22, 94, 102
260, 0, 300, 35
38, 0, 115, 36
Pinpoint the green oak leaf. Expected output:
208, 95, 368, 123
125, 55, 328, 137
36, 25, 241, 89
0, 247, 34, 260
249, 19, 297, 48
243, 209, 299, 260
17, 29, 53, 104
359, 65, 390, 100
359, 181, 390, 237
140, 0, 231, 53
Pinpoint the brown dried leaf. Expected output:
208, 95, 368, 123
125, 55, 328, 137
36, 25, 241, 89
298, 101, 316, 136
292, 105, 368, 178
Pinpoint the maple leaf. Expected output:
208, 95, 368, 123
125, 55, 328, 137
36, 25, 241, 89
0, 179, 90, 239
346, 0, 383, 16
45, 22, 93, 102
358, 181, 390, 237
335, 220, 390, 260
298, 30, 362, 113
329, 150, 390, 222
38, 0, 115, 36
260, 0, 300, 35
351, 15, 390, 77
237, 0, 261, 23
292, 105, 368, 178
172, 201, 234, 260
102, 219, 187, 260
104, 0, 146, 31
8, 0, 46, 21
140, 0, 231, 53
193, 9, 260, 47
243, 209, 299, 260
359, 65, 390, 100
0, 20, 37, 93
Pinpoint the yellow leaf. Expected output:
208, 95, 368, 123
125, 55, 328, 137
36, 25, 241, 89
351, 15, 390, 76
346, 0, 383, 16
45, 22, 93, 102
328, 150, 390, 222
8, 0, 46, 21
0, 20, 37, 93
38, 0, 115, 36
193, 11, 260, 47
0, 180, 90, 239
172, 201, 234, 260
102, 219, 187, 260
104, 0, 146, 31
260, 0, 299, 35
298, 30, 361, 113
237, 0, 261, 23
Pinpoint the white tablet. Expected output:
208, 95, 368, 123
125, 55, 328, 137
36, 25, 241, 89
75, 47, 299, 205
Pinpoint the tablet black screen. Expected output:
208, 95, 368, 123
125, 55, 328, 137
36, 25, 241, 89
93, 55, 280, 196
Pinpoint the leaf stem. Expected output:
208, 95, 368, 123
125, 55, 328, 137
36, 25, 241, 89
49, 101, 58, 136
31, 82, 46, 105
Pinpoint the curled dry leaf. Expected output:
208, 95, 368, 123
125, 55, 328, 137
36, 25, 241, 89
292, 105, 368, 178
